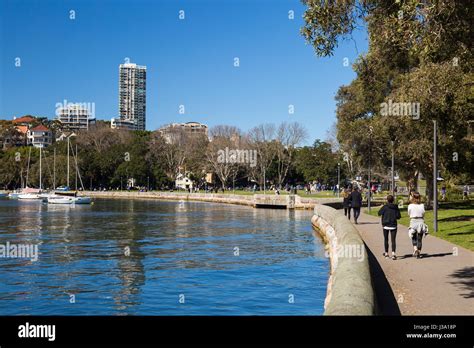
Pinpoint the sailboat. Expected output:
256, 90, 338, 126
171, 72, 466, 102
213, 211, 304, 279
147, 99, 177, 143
47, 194, 91, 205
47, 136, 91, 205
8, 190, 21, 199
18, 147, 44, 200
9, 149, 28, 199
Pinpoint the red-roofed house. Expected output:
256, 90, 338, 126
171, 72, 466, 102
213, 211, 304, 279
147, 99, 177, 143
0, 120, 26, 148
14, 125, 28, 146
27, 125, 52, 148
12, 115, 36, 125
16, 125, 28, 135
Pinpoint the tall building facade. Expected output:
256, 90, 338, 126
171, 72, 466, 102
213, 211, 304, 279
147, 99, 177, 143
116, 62, 147, 130
159, 122, 208, 143
57, 103, 96, 130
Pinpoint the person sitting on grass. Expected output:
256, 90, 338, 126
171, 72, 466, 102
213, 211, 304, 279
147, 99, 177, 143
378, 195, 401, 260
407, 192, 429, 259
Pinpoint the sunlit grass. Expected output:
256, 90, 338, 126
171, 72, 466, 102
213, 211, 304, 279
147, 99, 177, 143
367, 200, 474, 251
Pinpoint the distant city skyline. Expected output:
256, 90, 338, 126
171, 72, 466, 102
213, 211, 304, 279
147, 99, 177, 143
0, 0, 368, 144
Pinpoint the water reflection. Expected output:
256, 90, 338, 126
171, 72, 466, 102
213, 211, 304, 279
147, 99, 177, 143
0, 199, 328, 315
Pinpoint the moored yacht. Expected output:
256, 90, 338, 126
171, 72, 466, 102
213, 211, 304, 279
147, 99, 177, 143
46, 136, 92, 205
18, 187, 42, 200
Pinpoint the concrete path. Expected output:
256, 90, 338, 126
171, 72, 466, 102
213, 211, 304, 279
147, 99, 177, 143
351, 211, 473, 315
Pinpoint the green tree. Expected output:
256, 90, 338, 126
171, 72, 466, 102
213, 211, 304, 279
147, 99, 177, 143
295, 140, 341, 184
302, 0, 474, 204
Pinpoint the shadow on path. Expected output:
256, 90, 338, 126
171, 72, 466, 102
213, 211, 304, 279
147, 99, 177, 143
396, 252, 453, 260
449, 267, 474, 299
420, 252, 453, 258
365, 244, 401, 315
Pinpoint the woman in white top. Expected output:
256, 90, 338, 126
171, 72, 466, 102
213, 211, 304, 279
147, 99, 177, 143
407, 192, 428, 258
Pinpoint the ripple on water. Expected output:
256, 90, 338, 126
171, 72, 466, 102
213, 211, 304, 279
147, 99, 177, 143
0, 199, 329, 315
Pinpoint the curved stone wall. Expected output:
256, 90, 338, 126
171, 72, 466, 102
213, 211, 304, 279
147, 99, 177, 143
81, 191, 341, 209
311, 204, 375, 315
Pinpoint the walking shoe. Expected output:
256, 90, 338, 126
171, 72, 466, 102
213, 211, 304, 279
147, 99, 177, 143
391, 253, 397, 260
383, 252, 389, 258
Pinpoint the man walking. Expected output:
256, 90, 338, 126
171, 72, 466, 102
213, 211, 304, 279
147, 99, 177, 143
463, 185, 469, 200
349, 186, 363, 224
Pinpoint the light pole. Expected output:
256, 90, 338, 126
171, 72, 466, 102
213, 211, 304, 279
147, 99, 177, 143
433, 120, 438, 232
337, 162, 340, 198
391, 140, 395, 196
368, 126, 373, 213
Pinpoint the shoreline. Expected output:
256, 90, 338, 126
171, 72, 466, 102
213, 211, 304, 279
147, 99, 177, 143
80, 190, 343, 210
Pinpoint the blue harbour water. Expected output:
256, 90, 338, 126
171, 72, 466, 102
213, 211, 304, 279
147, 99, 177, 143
0, 198, 329, 315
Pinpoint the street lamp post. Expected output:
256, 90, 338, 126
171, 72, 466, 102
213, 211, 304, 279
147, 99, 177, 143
337, 163, 340, 198
391, 140, 395, 196
433, 120, 438, 232
368, 126, 373, 213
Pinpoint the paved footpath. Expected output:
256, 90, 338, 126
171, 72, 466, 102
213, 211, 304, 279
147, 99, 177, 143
352, 211, 473, 315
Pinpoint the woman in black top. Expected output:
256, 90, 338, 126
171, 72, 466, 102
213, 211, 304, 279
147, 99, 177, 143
342, 188, 352, 220
378, 195, 402, 260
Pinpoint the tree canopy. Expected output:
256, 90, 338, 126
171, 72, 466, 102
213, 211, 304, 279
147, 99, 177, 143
302, 0, 473, 201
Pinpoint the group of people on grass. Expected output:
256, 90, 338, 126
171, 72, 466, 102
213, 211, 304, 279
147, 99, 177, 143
342, 187, 428, 260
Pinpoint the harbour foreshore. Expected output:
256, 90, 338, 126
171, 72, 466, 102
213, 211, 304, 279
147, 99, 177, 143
79, 190, 342, 210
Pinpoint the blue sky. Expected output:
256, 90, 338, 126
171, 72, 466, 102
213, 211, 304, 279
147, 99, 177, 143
0, 0, 368, 144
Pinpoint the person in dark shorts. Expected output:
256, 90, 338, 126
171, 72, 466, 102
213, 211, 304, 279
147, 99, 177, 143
378, 195, 401, 260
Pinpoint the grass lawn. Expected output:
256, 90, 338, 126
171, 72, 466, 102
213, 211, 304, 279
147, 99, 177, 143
229, 191, 338, 198
168, 190, 339, 198
367, 200, 474, 251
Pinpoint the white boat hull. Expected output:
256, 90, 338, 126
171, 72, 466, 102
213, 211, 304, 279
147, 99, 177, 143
47, 196, 75, 204
74, 196, 92, 204
47, 196, 92, 205
18, 193, 41, 200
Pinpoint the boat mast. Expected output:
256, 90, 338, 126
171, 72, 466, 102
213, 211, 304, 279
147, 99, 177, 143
71, 142, 86, 192
53, 148, 56, 189
39, 146, 42, 190
75, 144, 78, 190
25, 147, 32, 188
67, 136, 70, 188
